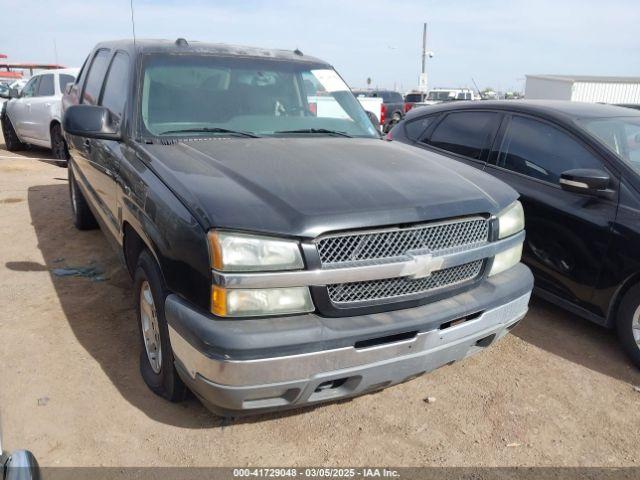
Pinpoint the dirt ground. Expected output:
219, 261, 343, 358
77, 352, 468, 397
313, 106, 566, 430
1, 135, 640, 468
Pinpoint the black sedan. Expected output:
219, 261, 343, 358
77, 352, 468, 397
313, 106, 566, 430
389, 100, 640, 366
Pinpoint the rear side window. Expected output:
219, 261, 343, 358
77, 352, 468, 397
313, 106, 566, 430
404, 116, 436, 141
100, 52, 130, 118
496, 115, 603, 183
427, 111, 500, 160
58, 74, 75, 94
82, 49, 111, 105
36, 74, 54, 96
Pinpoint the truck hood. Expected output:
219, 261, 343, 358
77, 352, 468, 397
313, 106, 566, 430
141, 137, 517, 238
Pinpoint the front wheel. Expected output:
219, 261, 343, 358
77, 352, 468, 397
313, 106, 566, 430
616, 283, 640, 368
1, 113, 25, 151
135, 251, 187, 402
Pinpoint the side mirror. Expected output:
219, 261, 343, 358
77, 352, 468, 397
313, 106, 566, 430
63, 104, 121, 140
64, 83, 74, 95
8, 88, 19, 99
2, 450, 40, 480
559, 168, 610, 195
366, 110, 380, 127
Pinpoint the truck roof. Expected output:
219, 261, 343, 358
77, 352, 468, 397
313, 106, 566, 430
91, 39, 331, 66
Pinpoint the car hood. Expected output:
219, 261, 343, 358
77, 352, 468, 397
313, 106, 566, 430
141, 137, 517, 238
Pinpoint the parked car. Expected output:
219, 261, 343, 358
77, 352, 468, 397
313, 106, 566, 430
390, 100, 640, 366
62, 39, 532, 417
414, 88, 479, 107
0, 68, 78, 162
352, 89, 405, 132
404, 91, 427, 112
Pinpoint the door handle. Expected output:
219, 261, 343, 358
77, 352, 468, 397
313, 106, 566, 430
45, 102, 51, 107
83, 139, 92, 152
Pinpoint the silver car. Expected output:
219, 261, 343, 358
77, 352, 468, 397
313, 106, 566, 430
1, 68, 78, 162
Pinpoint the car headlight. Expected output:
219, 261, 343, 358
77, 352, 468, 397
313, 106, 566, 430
212, 286, 314, 317
497, 201, 524, 239
208, 231, 304, 272
489, 242, 523, 277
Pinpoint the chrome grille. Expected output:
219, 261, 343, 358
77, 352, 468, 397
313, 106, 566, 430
316, 217, 489, 267
327, 260, 483, 304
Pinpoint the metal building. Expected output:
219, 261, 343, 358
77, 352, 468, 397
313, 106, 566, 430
525, 74, 640, 104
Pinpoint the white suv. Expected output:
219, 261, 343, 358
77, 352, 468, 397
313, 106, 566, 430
1, 68, 78, 162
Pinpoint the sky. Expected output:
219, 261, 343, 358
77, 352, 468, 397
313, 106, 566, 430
1, 0, 638, 93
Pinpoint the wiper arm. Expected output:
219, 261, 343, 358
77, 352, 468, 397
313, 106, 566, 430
159, 127, 260, 138
274, 128, 352, 138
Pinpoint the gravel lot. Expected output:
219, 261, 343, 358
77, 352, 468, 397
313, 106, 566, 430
1, 135, 640, 467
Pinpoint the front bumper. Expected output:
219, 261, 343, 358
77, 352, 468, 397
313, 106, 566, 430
166, 264, 533, 416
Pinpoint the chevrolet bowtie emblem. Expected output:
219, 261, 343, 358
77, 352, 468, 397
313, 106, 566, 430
406, 251, 443, 279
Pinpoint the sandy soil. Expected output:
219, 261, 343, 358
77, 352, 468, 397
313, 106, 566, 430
1, 137, 639, 467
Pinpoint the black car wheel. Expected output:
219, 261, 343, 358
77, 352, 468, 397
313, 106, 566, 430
616, 283, 640, 368
1, 113, 25, 151
50, 123, 69, 165
135, 250, 187, 402
68, 167, 98, 230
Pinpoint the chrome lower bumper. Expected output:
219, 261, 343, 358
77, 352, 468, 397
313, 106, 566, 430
168, 291, 530, 415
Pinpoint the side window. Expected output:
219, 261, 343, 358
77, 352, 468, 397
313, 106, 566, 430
404, 116, 436, 141
20, 77, 39, 98
58, 74, 76, 94
496, 116, 604, 184
100, 52, 130, 119
36, 74, 54, 96
82, 49, 111, 105
75, 55, 89, 85
427, 111, 500, 160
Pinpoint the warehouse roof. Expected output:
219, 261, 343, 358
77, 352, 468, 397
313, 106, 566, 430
526, 74, 640, 84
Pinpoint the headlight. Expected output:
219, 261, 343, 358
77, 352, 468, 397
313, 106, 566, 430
489, 242, 523, 277
497, 201, 524, 239
208, 231, 304, 272
212, 286, 314, 317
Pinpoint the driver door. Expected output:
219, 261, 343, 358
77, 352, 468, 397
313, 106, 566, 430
9, 76, 39, 139
485, 113, 618, 318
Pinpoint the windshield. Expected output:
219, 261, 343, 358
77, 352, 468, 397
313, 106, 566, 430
577, 116, 640, 174
140, 55, 378, 138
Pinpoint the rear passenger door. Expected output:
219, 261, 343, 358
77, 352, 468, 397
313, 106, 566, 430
415, 110, 503, 170
71, 49, 117, 232
485, 114, 617, 318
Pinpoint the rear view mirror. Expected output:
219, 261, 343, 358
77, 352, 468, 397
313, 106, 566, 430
559, 168, 610, 195
63, 105, 121, 140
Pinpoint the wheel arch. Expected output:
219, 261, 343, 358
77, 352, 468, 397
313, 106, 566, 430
607, 272, 640, 327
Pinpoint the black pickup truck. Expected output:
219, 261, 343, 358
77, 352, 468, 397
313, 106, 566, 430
61, 39, 533, 416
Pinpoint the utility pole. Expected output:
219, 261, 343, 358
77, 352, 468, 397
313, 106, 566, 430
421, 23, 427, 75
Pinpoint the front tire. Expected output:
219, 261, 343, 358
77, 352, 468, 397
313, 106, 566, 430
1, 113, 25, 151
135, 250, 187, 402
616, 283, 640, 368
68, 167, 98, 230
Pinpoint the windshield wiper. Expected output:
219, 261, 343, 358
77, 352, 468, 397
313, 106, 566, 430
274, 128, 352, 138
159, 127, 260, 138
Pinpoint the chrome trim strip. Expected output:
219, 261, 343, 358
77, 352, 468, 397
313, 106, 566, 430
213, 230, 525, 289
169, 292, 531, 386
313, 215, 487, 243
